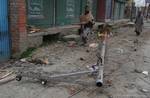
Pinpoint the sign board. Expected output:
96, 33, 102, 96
66, 0, 75, 18
27, 0, 44, 19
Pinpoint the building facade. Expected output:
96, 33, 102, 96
113, 0, 126, 20
96, 0, 126, 21
0, 0, 98, 61
26, 0, 97, 28
0, 0, 127, 61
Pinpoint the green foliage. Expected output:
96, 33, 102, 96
20, 47, 36, 58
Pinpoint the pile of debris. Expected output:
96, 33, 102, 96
27, 25, 41, 34
0, 70, 15, 85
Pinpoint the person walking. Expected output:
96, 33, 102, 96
79, 5, 95, 44
135, 11, 144, 36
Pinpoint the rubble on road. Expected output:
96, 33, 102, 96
27, 25, 41, 34
20, 58, 27, 62
79, 57, 85, 61
0, 70, 15, 85
68, 41, 77, 47
0, 71, 13, 80
140, 88, 149, 93
86, 50, 90, 53
89, 43, 98, 48
134, 69, 142, 73
63, 34, 80, 41
106, 80, 113, 86
111, 48, 124, 54
142, 71, 149, 76
1, 23, 150, 98
29, 58, 50, 65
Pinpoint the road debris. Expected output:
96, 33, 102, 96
86, 50, 90, 53
80, 57, 85, 61
112, 48, 124, 54
20, 58, 27, 62
63, 34, 80, 41
142, 71, 149, 76
134, 48, 137, 51
30, 58, 49, 65
134, 69, 142, 73
86, 65, 99, 72
1, 24, 150, 98
133, 39, 139, 51
133, 39, 138, 44
68, 41, 77, 47
0, 70, 15, 85
140, 88, 149, 93
127, 22, 135, 27
27, 25, 41, 34
0, 74, 15, 85
89, 43, 98, 48
106, 80, 113, 86
68, 87, 86, 98
0, 71, 13, 80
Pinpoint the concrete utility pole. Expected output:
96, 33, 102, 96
130, 0, 136, 22
111, 0, 115, 22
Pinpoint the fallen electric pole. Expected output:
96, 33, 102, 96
96, 40, 106, 87
96, 24, 110, 87
16, 24, 109, 87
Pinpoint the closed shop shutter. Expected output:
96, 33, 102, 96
80, 0, 87, 14
105, 0, 112, 19
120, 4, 125, 19
27, 0, 91, 27
114, 2, 120, 20
27, 0, 54, 28
92, 0, 98, 19
56, 0, 81, 26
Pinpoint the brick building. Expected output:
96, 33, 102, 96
9, 0, 27, 57
8, 0, 97, 58
0, 0, 126, 61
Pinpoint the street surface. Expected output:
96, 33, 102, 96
0, 22, 150, 98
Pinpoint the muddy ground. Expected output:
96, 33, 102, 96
0, 22, 150, 98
